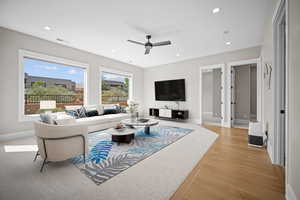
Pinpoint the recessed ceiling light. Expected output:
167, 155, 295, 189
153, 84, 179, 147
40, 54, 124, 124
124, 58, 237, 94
176, 53, 180, 57
226, 41, 231, 45
112, 49, 116, 53
212, 8, 220, 14
44, 26, 51, 31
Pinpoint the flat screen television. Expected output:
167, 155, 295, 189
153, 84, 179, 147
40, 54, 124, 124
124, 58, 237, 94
155, 79, 186, 101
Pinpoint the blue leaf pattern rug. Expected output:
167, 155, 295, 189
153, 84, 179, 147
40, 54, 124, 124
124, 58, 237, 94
72, 125, 193, 185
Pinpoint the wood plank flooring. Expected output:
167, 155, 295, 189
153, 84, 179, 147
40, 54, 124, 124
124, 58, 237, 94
171, 125, 285, 200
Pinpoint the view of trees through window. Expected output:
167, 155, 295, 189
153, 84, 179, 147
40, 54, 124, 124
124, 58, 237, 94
101, 71, 130, 106
24, 58, 85, 115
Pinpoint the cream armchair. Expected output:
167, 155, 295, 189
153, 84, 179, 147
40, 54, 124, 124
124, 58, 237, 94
33, 121, 88, 172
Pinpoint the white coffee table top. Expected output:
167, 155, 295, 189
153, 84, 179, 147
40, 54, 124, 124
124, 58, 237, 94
106, 127, 135, 136
121, 118, 159, 127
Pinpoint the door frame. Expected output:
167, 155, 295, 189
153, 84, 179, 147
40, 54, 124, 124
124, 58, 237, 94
272, 0, 288, 168
227, 58, 262, 128
199, 64, 226, 126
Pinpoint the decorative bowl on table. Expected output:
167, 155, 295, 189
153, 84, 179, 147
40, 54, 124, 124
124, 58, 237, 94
114, 123, 125, 131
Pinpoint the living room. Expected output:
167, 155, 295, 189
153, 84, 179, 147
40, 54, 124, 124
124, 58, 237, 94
1, 0, 300, 200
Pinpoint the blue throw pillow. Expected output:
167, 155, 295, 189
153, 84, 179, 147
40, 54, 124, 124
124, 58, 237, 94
85, 110, 99, 117
40, 113, 57, 125
103, 109, 117, 115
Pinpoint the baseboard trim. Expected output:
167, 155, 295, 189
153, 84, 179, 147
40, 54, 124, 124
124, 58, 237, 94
191, 119, 201, 125
286, 184, 298, 200
0, 130, 34, 142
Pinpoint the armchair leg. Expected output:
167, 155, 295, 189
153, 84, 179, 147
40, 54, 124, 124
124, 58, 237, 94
40, 158, 47, 172
33, 151, 39, 162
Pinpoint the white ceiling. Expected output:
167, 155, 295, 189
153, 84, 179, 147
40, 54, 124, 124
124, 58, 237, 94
0, 0, 277, 67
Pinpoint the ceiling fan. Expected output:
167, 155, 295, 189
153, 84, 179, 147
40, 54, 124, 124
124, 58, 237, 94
127, 35, 171, 55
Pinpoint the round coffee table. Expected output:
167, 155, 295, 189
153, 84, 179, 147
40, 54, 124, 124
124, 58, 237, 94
121, 119, 159, 134
107, 128, 135, 144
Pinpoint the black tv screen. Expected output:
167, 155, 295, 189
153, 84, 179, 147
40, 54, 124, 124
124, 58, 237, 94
155, 79, 186, 101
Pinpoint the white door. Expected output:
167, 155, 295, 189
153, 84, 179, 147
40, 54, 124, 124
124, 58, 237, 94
231, 68, 236, 127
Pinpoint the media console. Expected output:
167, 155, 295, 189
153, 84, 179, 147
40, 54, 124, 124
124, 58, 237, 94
149, 108, 189, 121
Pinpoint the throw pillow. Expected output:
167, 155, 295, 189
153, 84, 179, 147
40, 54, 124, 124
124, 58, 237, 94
77, 106, 86, 118
65, 105, 81, 118
85, 110, 99, 117
40, 113, 57, 125
103, 109, 117, 115
96, 105, 104, 115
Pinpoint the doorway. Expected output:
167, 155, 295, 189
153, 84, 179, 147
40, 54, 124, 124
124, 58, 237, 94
199, 64, 225, 126
230, 64, 257, 128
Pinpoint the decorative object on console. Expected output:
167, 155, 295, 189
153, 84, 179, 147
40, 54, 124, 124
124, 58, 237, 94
149, 108, 189, 120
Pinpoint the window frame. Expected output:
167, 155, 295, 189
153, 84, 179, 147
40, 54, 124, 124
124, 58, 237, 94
19, 50, 89, 121
99, 66, 133, 105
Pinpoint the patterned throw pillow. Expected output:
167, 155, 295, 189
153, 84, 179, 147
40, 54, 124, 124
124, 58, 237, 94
65, 105, 86, 119
77, 106, 86, 118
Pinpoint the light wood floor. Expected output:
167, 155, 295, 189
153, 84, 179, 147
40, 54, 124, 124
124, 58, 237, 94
171, 125, 285, 200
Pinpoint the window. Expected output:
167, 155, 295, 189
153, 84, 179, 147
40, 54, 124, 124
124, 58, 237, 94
19, 50, 88, 118
100, 69, 132, 106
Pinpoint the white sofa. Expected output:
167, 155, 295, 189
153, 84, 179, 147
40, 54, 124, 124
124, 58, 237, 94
76, 113, 130, 132
64, 104, 130, 132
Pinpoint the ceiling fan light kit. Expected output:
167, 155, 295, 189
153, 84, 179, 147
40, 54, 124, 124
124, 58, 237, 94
128, 35, 172, 55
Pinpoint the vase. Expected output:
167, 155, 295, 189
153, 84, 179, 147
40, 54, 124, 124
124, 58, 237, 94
130, 111, 139, 122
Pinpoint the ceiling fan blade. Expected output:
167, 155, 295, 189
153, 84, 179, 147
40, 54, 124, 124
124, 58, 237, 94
145, 48, 150, 55
152, 41, 171, 46
127, 40, 145, 46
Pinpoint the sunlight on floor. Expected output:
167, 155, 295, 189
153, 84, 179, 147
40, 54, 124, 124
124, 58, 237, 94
4, 145, 38, 152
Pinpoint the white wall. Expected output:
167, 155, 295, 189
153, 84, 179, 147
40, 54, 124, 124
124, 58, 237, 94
260, 12, 275, 161
143, 46, 261, 123
0, 27, 144, 135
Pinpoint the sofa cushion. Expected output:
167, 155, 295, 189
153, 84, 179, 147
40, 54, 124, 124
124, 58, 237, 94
75, 113, 129, 126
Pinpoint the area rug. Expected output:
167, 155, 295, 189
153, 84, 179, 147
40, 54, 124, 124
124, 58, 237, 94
72, 125, 193, 185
